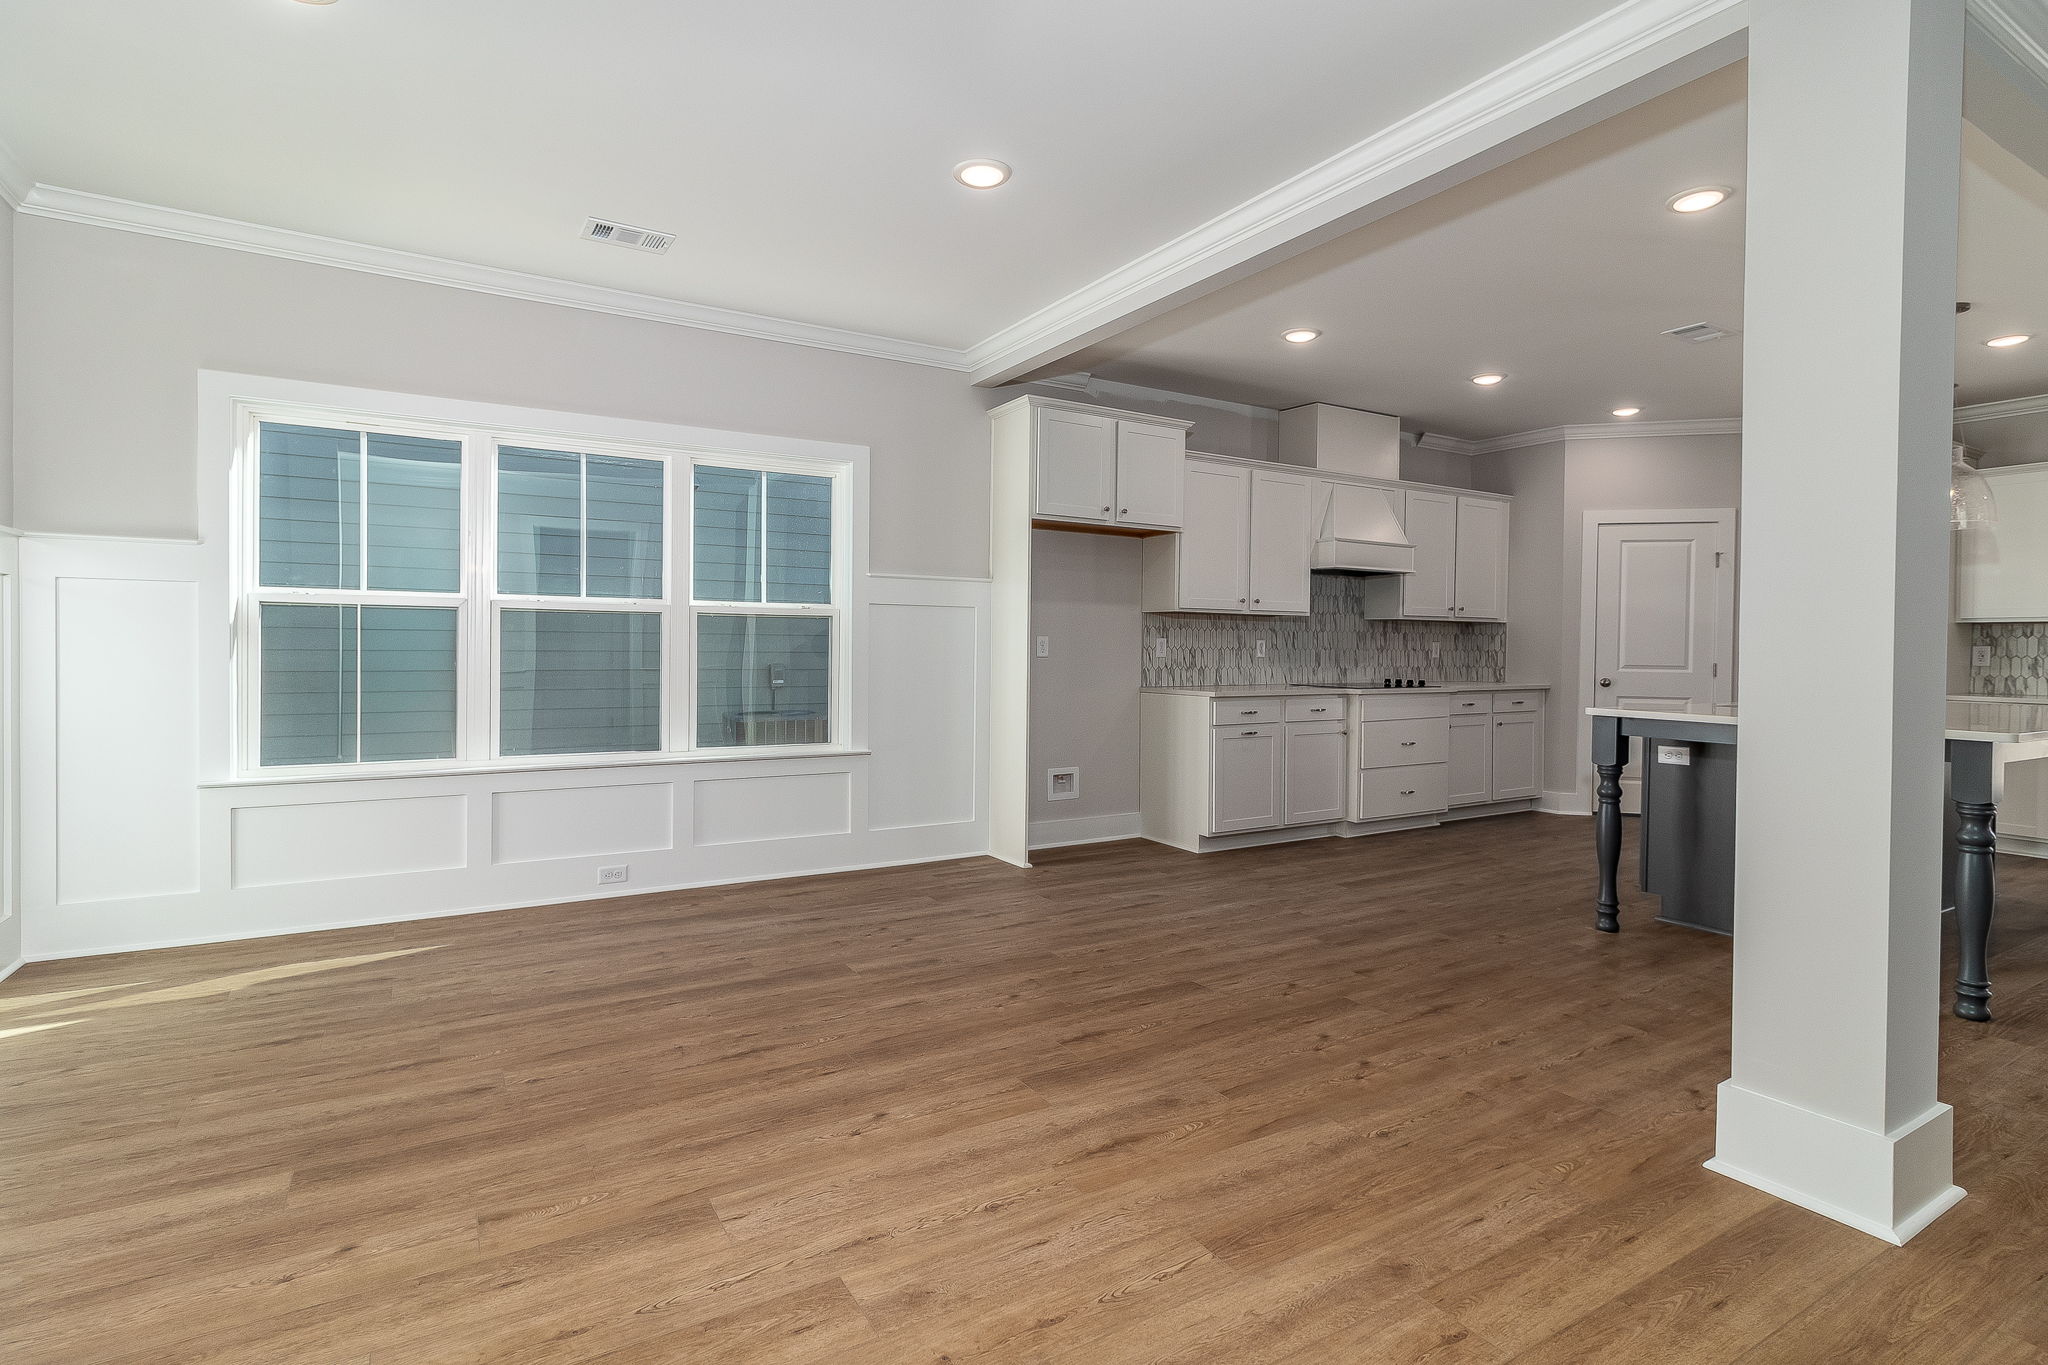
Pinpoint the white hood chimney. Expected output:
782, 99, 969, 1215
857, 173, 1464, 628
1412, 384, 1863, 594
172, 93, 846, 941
1279, 404, 1417, 574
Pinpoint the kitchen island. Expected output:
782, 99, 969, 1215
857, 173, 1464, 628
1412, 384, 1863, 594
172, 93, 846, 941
1588, 699, 2048, 1021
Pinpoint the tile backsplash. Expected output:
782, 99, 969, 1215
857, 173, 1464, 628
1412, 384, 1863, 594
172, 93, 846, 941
1969, 623, 2048, 697
1141, 573, 1507, 688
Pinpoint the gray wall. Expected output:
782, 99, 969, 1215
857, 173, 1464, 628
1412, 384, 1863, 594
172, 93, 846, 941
1028, 529, 1143, 831
1473, 433, 1744, 801
13, 217, 995, 578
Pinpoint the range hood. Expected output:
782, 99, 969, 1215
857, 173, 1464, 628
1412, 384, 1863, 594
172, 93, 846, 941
1312, 482, 1416, 574
1281, 404, 1416, 575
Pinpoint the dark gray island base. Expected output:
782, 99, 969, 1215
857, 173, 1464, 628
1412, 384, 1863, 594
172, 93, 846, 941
1590, 709, 2001, 1023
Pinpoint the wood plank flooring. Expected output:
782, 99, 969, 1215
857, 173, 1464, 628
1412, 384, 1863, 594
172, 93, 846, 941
3, 813, 2046, 1363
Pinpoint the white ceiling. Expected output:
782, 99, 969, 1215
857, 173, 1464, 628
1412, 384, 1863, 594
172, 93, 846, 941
1067, 61, 2048, 439
0, 0, 1623, 349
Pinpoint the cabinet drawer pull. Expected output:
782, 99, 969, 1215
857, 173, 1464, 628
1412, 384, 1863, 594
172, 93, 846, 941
1240, 709, 1259, 715
1310, 707, 1327, 713
1400, 789, 1417, 797
1241, 730, 1260, 737
1400, 740, 1417, 747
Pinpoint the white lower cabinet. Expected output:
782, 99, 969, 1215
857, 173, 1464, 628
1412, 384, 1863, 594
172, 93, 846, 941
1489, 711, 1542, 800
1283, 720, 1349, 825
1447, 714, 1492, 807
1211, 723, 1284, 833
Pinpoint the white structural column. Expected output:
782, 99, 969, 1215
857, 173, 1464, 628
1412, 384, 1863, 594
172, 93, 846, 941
1711, 0, 1966, 1244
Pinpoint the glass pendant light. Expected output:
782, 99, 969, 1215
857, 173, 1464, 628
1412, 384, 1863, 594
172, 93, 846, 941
1951, 443, 1997, 529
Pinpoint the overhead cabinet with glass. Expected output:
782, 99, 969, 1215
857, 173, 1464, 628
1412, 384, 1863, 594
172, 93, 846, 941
1141, 458, 1313, 614
990, 395, 1193, 533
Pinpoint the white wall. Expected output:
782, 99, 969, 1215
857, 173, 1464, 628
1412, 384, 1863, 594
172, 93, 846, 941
0, 201, 14, 527
1473, 433, 1743, 803
1028, 529, 1143, 846
10, 218, 1007, 959
0, 205, 17, 976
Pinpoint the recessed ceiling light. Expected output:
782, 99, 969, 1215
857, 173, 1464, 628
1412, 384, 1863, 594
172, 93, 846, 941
293, 0, 340, 5
1611, 406, 1642, 417
1282, 328, 1321, 344
1470, 373, 1505, 386
953, 159, 1011, 189
1985, 334, 2032, 348
1668, 186, 1732, 214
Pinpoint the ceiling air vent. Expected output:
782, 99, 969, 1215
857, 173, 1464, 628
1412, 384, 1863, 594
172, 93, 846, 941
1663, 321, 1737, 344
582, 218, 674, 254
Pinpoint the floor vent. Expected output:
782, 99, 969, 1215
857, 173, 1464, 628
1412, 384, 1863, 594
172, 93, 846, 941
1663, 321, 1737, 344
582, 219, 675, 254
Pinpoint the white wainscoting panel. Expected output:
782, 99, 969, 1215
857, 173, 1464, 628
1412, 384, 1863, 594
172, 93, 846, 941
54, 574, 202, 905
867, 600, 980, 830
18, 524, 991, 960
492, 783, 675, 864
693, 771, 854, 846
233, 795, 469, 888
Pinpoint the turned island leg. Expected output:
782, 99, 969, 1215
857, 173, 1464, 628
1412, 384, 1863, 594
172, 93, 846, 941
1593, 715, 1627, 933
1950, 740, 1996, 1022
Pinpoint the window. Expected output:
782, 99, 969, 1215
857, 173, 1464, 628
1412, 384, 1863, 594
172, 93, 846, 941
238, 410, 847, 773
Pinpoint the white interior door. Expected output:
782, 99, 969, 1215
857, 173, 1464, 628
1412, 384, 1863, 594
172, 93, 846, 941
1592, 517, 1731, 811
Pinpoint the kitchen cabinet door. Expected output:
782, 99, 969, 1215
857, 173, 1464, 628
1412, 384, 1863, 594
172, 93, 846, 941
1210, 724, 1283, 833
1283, 720, 1348, 824
1032, 406, 1115, 524
1490, 712, 1541, 800
1956, 466, 2048, 620
1177, 461, 1252, 611
1401, 490, 1458, 618
1113, 420, 1185, 529
1247, 469, 1313, 615
1447, 716, 1492, 807
1453, 497, 1510, 621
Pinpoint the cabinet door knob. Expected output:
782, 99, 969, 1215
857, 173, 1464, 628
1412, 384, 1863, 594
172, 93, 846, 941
1120, 507, 1129, 515
1252, 598, 1261, 605
1238, 598, 1247, 604
1599, 678, 1613, 688
1101, 505, 1112, 514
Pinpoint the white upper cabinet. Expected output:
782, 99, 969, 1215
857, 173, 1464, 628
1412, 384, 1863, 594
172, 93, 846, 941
1012, 398, 1191, 531
1032, 406, 1117, 524
1145, 460, 1311, 615
1956, 464, 2048, 621
1248, 470, 1313, 615
1399, 490, 1457, 618
1451, 496, 1509, 621
1114, 421, 1186, 529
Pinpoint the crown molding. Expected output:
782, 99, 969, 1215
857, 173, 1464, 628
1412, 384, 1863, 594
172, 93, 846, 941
964, 0, 1750, 385
1968, 0, 2048, 93
1954, 391, 2048, 424
1078, 377, 1281, 423
1423, 417, 1743, 455
0, 135, 29, 209
16, 184, 974, 371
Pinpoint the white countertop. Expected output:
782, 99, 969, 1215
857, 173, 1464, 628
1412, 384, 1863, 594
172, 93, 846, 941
1587, 698, 2048, 744
1143, 682, 1551, 698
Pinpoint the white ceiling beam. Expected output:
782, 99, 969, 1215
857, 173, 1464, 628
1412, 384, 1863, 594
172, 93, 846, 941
963, 0, 1754, 387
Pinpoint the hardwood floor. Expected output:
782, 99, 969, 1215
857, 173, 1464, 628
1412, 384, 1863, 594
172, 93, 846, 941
3, 813, 2046, 1363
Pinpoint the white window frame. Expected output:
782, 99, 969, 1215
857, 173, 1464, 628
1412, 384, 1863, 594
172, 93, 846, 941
220, 386, 860, 782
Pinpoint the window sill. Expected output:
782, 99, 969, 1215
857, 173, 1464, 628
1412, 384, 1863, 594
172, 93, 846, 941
200, 745, 872, 789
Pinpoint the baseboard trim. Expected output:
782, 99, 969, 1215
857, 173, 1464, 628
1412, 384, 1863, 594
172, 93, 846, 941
24, 848, 999, 963
1440, 798, 1540, 822
1029, 812, 1142, 850
1703, 1158, 1965, 1247
1538, 789, 1589, 815
1997, 832, 2048, 860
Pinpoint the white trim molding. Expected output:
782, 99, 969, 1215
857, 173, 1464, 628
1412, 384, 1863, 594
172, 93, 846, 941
1029, 812, 1142, 850
0, 135, 28, 210
1968, 1, 2048, 102
16, 186, 972, 372
965, 0, 1751, 383
1420, 416, 1744, 455
1954, 390, 2048, 424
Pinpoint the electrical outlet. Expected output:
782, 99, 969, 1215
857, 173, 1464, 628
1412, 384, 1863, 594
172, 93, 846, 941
1151, 637, 1167, 660
1255, 639, 1268, 659
1973, 644, 1993, 667
1428, 640, 1442, 660
598, 866, 629, 885
1047, 767, 1079, 801
1036, 636, 1050, 659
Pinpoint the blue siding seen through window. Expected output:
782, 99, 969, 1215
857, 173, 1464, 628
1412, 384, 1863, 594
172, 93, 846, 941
259, 424, 361, 589
498, 447, 663, 598
692, 466, 832, 605
259, 603, 456, 766
696, 614, 831, 747
500, 610, 662, 755
366, 434, 463, 591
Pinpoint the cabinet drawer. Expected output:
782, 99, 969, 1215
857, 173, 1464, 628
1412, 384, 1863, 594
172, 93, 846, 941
1352, 693, 1452, 722
1358, 717, 1449, 768
1357, 764, 1449, 820
1448, 693, 1489, 715
1212, 699, 1284, 724
1285, 695, 1344, 722
1491, 691, 1543, 714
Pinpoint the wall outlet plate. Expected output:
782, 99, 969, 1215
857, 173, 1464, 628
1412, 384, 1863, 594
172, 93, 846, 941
598, 866, 629, 885
1655, 744, 1692, 767
1255, 639, 1268, 658
1973, 644, 1993, 667
1036, 636, 1050, 659
1047, 767, 1080, 801
1151, 637, 1167, 659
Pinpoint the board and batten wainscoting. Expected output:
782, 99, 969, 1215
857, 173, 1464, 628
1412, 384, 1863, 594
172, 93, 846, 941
13, 377, 992, 961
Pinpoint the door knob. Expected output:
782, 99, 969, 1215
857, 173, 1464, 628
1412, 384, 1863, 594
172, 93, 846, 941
1599, 678, 1613, 688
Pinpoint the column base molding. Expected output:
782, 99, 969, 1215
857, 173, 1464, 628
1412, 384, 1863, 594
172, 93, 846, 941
1706, 1080, 1963, 1245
